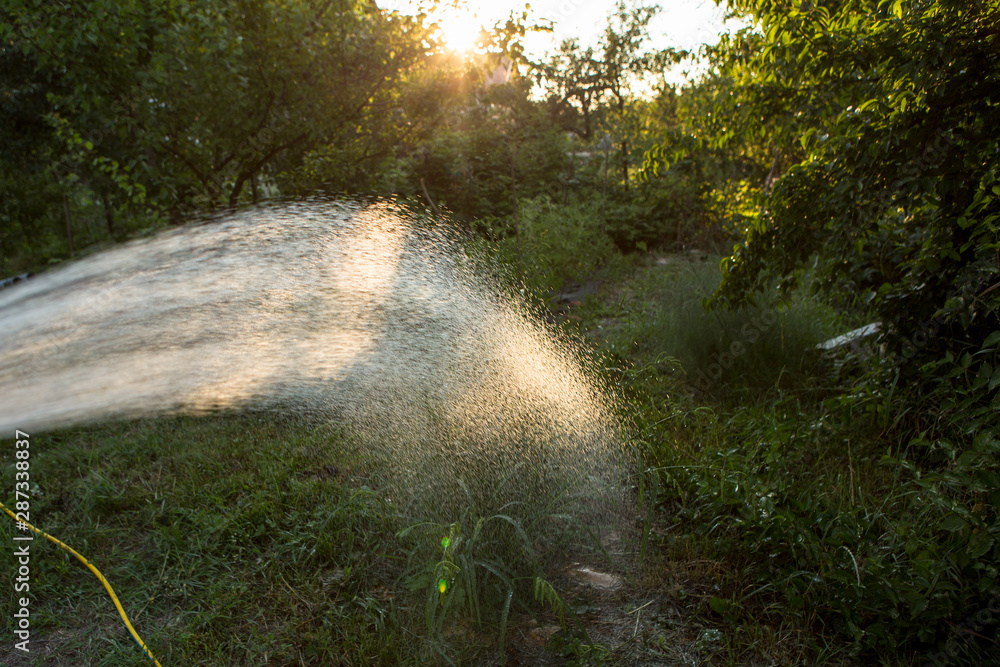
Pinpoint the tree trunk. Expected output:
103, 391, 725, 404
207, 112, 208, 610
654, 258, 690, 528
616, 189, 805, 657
564, 153, 573, 206
63, 192, 75, 258
420, 178, 441, 216
228, 171, 250, 209
601, 147, 610, 233
511, 145, 521, 283
102, 192, 115, 236
764, 148, 780, 191
621, 139, 629, 192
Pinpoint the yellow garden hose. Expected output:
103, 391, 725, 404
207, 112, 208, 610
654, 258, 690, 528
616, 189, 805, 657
1, 500, 162, 667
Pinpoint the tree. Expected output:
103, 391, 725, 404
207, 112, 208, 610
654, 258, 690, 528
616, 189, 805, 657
330, 9, 570, 222
0, 0, 169, 263
539, 38, 603, 140
650, 0, 1000, 363
540, 1, 683, 190
0, 0, 454, 265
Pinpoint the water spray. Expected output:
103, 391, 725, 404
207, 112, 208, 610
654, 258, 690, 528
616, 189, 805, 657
0, 198, 627, 660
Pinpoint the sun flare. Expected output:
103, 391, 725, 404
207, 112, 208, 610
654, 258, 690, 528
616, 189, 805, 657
435, 7, 484, 54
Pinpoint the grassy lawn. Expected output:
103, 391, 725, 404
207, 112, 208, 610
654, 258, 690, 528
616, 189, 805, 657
1, 415, 415, 665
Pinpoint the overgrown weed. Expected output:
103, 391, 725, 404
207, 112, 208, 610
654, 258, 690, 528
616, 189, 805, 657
593, 253, 998, 663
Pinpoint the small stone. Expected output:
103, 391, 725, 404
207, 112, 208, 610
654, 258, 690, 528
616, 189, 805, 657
568, 566, 623, 591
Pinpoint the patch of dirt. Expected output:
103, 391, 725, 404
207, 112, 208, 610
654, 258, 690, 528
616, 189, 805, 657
0, 626, 104, 666
566, 565, 624, 591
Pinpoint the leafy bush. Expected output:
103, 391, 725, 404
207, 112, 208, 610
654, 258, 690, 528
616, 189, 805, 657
606, 163, 712, 252
497, 193, 617, 295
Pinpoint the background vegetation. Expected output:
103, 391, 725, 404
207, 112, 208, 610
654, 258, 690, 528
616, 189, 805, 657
2, 0, 999, 663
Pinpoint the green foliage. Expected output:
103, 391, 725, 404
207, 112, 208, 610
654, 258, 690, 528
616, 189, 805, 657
661, 4, 1000, 653
496, 194, 616, 294
597, 249, 998, 660
399, 516, 522, 656
604, 165, 712, 252
0, 0, 450, 267
679, 0, 1000, 359
640, 59, 777, 249
0, 0, 700, 269
412, 81, 575, 222
394, 460, 612, 659
642, 378, 1000, 660
633, 5, 1000, 654
533, 576, 599, 657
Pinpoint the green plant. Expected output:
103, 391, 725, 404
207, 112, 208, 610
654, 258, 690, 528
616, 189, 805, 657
392, 423, 622, 660
499, 193, 616, 294
589, 251, 996, 660
612, 258, 842, 400
399, 515, 528, 659
533, 575, 601, 661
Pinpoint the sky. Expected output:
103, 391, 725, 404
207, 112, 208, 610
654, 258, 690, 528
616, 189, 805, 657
381, 0, 744, 76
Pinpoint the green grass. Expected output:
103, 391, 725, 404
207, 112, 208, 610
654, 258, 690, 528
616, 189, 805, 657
0, 411, 621, 666
574, 253, 998, 665
1, 415, 415, 665
594, 255, 843, 402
